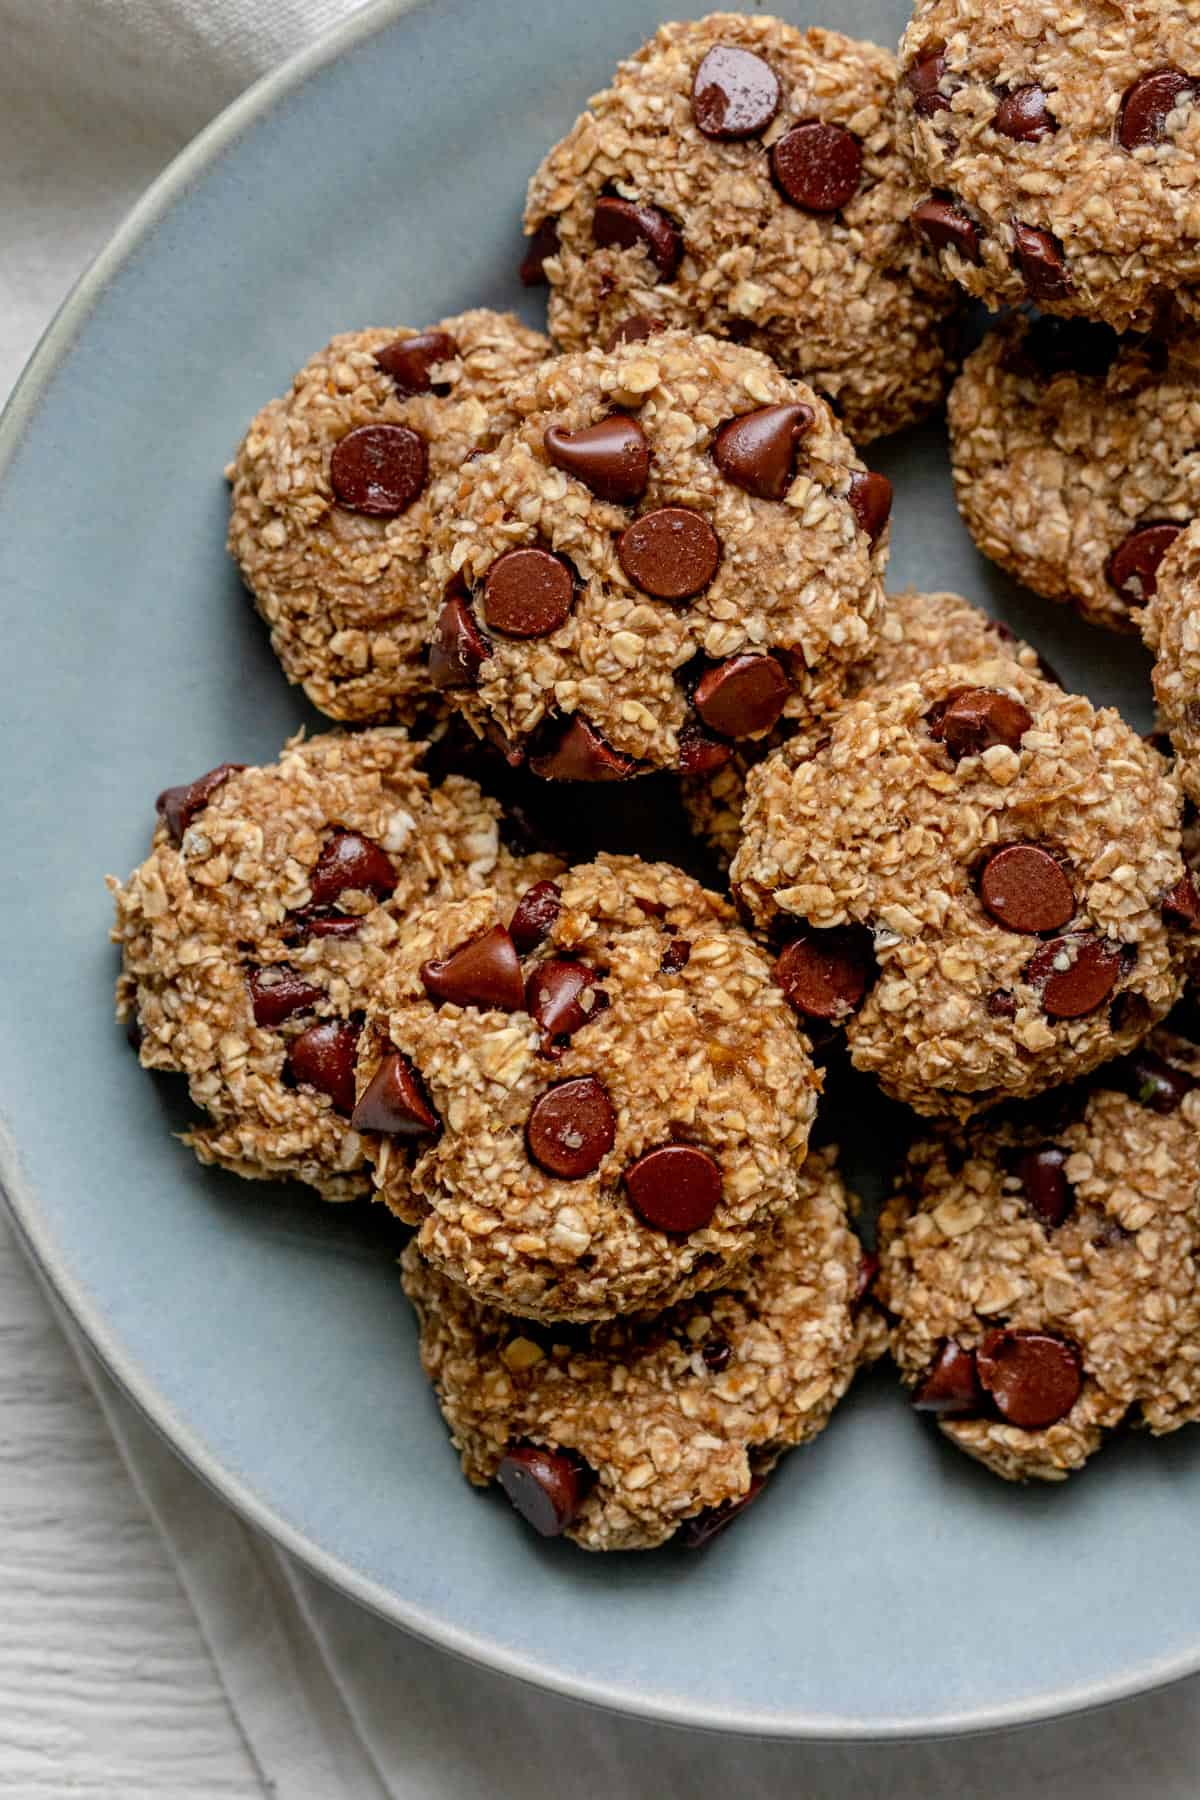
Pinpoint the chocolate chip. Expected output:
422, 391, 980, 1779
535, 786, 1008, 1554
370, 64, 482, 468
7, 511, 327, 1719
1118, 67, 1196, 151
906, 44, 950, 116
847, 471, 893, 544
286, 1018, 361, 1115
351, 1049, 439, 1136
676, 720, 735, 775
711, 404, 814, 500
1013, 222, 1070, 305
679, 1474, 765, 1549
525, 958, 607, 1053
309, 830, 397, 907
617, 506, 720, 600
526, 1076, 616, 1178
994, 84, 1056, 140
284, 910, 362, 942
509, 880, 562, 954
976, 1328, 1082, 1428
528, 716, 638, 782
912, 1340, 983, 1415
374, 329, 458, 396
156, 763, 244, 843
1015, 1145, 1074, 1227
691, 44, 780, 139
929, 687, 1033, 759
772, 121, 863, 213
1107, 522, 1183, 605
693, 654, 789, 739
774, 927, 874, 1023
497, 1443, 591, 1536
702, 1336, 732, 1372
1164, 872, 1200, 928
482, 546, 574, 638
852, 1250, 879, 1308
660, 938, 691, 974
429, 593, 491, 689
987, 989, 1017, 1019
624, 1143, 722, 1233
911, 196, 981, 263
519, 217, 559, 286
1114, 1046, 1198, 1114
329, 424, 427, 516
1025, 933, 1125, 1018
247, 966, 322, 1027
979, 844, 1074, 934
544, 413, 650, 504
592, 197, 682, 281
421, 924, 525, 1012
604, 314, 665, 350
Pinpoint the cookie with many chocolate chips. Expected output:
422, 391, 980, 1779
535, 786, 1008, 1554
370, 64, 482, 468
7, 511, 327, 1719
1144, 521, 1200, 809
523, 13, 960, 444
355, 856, 820, 1319
878, 1030, 1200, 1481
109, 731, 560, 1199
731, 659, 1190, 1121
426, 329, 887, 779
227, 310, 549, 724
682, 586, 1047, 871
950, 313, 1200, 633
401, 1145, 884, 1549
898, 0, 1200, 330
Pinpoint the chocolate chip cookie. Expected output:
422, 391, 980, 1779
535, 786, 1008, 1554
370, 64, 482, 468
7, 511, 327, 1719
878, 1030, 1200, 1480
426, 329, 888, 779
898, 1, 1200, 330
353, 856, 820, 1319
523, 13, 960, 444
110, 731, 559, 1200
227, 310, 550, 724
1144, 519, 1200, 805
731, 659, 1191, 1120
949, 314, 1200, 633
401, 1145, 884, 1549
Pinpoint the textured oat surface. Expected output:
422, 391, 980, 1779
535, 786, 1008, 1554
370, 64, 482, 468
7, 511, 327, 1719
429, 329, 885, 773
731, 658, 1187, 1119
526, 13, 960, 443
683, 586, 1044, 870
878, 1030, 1200, 1480
951, 314, 1200, 633
227, 309, 550, 724
897, 0, 1200, 329
1145, 518, 1200, 803
110, 731, 558, 1200
402, 1145, 885, 1549
360, 856, 820, 1320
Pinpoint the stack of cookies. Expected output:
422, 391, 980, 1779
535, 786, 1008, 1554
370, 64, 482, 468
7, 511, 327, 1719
111, 7, 1200, 1545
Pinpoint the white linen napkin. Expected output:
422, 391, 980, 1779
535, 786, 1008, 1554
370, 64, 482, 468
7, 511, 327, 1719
6, 5, 1200, 1795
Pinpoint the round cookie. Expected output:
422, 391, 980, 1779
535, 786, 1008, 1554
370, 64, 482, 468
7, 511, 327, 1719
426, 329, 888, 779
110, 731, 559, 1201
227, 309, 550, 724
897, 0, 1200, 331
353, 856, 820, 1319
878, 1030, 1200, 1481
731, 658, 1191, 1121
949, 313, 1200, 633
523, 14, 959, 445
1144, 519, 1200, 804
683, 587, 1045, 871
401, 1145, 885, 1550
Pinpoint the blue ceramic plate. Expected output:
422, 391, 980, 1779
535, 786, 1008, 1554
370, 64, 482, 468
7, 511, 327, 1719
2, 0, 1197, 1740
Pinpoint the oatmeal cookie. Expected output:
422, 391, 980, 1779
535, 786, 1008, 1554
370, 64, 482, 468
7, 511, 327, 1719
353, 856, 820, 1319
401, 1145, 884, 1550
522, 14, 960, 444
950, 313, 1200, 634
683, 587, 1045, 871
1144, 519, 1200, 804
878, 1030, 1200, 1481
426, 329, 888, 779
110, 731, 559, 1200
227, 309, 550, 724
898, 0, 1200, 331
731, 659, 1191, 1120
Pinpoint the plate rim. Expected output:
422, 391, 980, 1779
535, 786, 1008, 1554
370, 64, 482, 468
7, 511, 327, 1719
2, 0, 1197, 1740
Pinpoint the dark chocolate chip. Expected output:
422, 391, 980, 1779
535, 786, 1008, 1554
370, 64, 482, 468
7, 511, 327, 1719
693, 654, 789, 739
525, 958, 607, 1053
286, 1018, 361, 1115
979, 844, 1075, 934
1113, 1046, 1198, 1114
156, 763, 244, 843
544, 413, 650, 504
528, 716, 638, 782
702, 1336, 732, 1372
520, 218, 559, 286
329, 424, 427, 516
771, 122, 862, 213
604, 314, 665, 350
374, 329, 458, 395
351, 1049, 439, 1136
496, 1443, 591, 1536
421, 925, 525, 1012
309, 830, 397, 907
976, 1328, 1082, 1428
929, 687, 1033, 759
509, 880, 562, 954
482, 546, 574, 639
906, 45, 951, 116
1025, 933, 1125, 1019
679, 1474, 766, 1549
711, 403, 814, 500
994, 84, 1057, 141
429, 593, 491, 690
526, 1076, 616, 1178
592, 197, 682, 281
617, 506, 720, 600
1164, 872, 1200, 928
660, 938, 692, 974
774, 927, 874, 1023
284, 909, 362, 942
624, 1143, 722, 1233
1013, 221, 1071, 305
847, 471, 893, 544
912, 1340, 983, 1415
1107, 521, 1184, 605
247, 966, 322, 1028
911, 196, 981, 263
986, 988, 1017, 1019
1015, 1145, 1074, 1227
1118, 67, 1196, 151
691, 44, 780, 139
677, 720, 736, 775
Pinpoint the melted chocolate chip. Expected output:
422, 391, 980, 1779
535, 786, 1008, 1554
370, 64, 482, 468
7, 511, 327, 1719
309, 830, 397, 907
1118, 67, 1196, 150
976, 1328, 1082, 1428
156, 763, 244, 843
